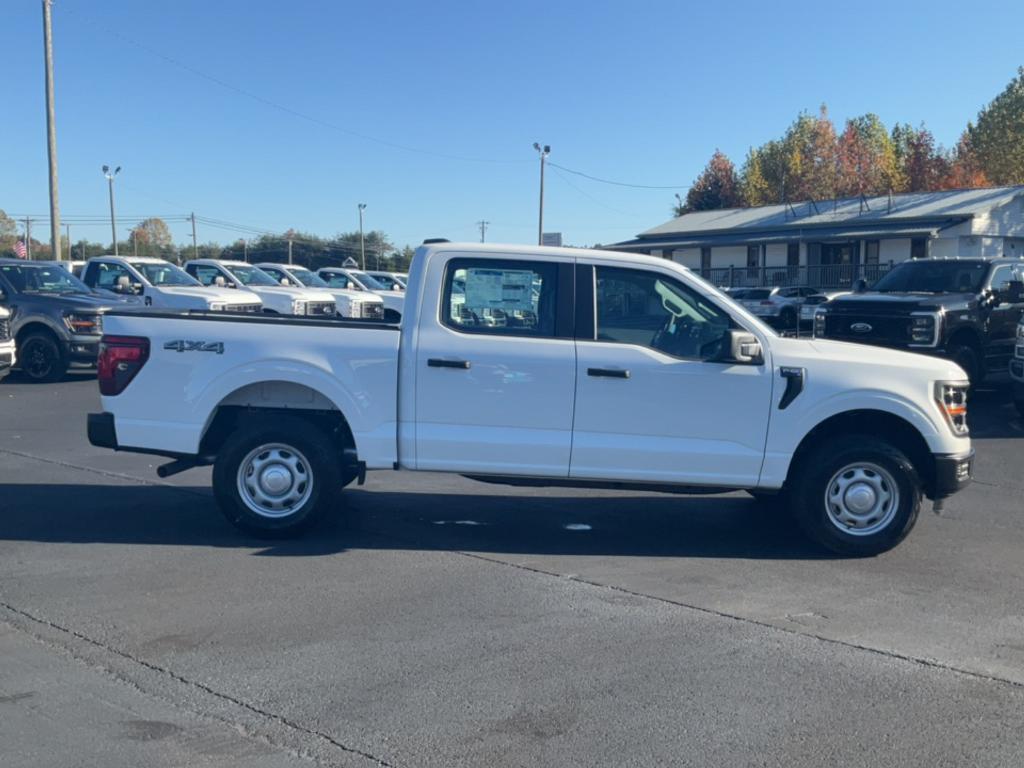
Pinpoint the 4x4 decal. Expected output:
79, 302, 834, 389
163, 340, 224, 354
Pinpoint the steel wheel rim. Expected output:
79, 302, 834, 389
236, 443, 313, 519
23, 340, 54, 379
824, 462, 900, 537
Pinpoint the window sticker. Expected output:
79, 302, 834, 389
463, 268, 537, 311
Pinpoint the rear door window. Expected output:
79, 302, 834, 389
442, 259, 558, 337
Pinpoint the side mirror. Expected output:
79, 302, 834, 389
213, 276, 226, 288
720, 329, 763, 365
852, 277, 868, 293
115, 275, 131, 293
280, 278, 291, 286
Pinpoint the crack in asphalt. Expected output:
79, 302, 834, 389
0, 602, 396, 767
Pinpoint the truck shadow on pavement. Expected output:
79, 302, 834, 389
0, 482, 833, 560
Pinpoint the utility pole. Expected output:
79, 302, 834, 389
477, 220, 489, 243
358, 203, 367, 270
132, 228, 138, 257
288, 238, 293, 265
190, 212, 198, 259
24, 218, 33, 260
102, 165, 121, 255
65, 223, 70, 260
533, 143, 550, 246
42, 0, 61, 262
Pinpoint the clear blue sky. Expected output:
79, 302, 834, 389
6, 0, 1024, 251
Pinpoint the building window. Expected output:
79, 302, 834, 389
911, 238, 928, 259
787, 243, 799, 267
700, 247, 711, 276
865, 241, 880, 265
747, 245, 760, 279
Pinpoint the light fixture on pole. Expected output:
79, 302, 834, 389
533, 143, 550, 246
102, 165, 121, 255
358, 203, 367, 270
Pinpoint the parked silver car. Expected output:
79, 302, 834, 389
738, 286, 818, 326
799, 290, 851, 325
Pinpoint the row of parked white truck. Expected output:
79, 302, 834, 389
74, 256, 408, 319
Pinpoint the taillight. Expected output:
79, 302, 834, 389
98, 335, 149, 396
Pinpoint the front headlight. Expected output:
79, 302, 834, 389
910, 312, 940, 346
935, 381, 969, 437
292, 299, 307, 314
813, 308, 827, 338
64, 313, 101, 335
1016, 323, 1024, 342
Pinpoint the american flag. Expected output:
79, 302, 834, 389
13, 239, 27, 259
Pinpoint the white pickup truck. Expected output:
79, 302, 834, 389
185, 259, 338, 317
317, 267, 405, 316
82, 256, 263, 313
255, 262, 385, 320
88, 242, 974, 556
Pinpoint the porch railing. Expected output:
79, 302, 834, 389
696, 262, 893, 290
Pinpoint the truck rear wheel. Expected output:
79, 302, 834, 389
791, 436, 921, 556
213, 416, 345, 537
948, 342, 981, 387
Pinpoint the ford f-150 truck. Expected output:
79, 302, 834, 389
255, 262, 385, 320
88, 243, 975, 556
185, 260, 337, 316
82, 256, 264, 313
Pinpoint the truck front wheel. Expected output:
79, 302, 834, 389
213, 416, 344, 537
791, 436, 921, 556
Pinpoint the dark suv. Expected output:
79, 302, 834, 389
814, 257, 1024, 384
0, 259, 126, 383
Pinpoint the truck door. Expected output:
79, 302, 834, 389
413, 254, 576, 477
986, 264, 1024, 371
570, 264, 773, 487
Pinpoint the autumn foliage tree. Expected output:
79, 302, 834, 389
676, 150, 743, 214
968, 66, 1024, 185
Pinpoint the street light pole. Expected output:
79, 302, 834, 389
533, 143, 550, 246
102, 165, 121, 255
358, 203, 367, 270
42, 0, 61, 262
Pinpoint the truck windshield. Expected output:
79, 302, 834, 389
351, 271, 387, 290
227, 265, 278, 286
287, 267, 330, 288
872, 261, 989, 293
0, 263, 91, 294
130, 261, 198, 286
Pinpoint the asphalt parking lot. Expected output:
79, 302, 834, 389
2, 372, 1024, 767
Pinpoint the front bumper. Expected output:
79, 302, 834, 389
930, 449, 974, 499
0, 347, 14, 380
64, 335, 101, 365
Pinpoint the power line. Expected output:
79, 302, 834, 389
547, 161, 688, 190
63, 5, 528, 167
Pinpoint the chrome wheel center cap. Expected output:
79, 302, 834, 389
845, 483, 877, 514
260, 466, 293, 495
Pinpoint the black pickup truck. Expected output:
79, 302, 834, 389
814, 257, 1024, 385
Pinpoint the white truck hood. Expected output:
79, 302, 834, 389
774, 336, 967, 382
159, 286, 256, 305
246, 286, 335, 302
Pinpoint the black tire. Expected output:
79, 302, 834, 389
779, 307, 797, 329
19, 331, 68, 383
948, 342, 981, 387
212, 415, 346, 537
791, 436, 921, 556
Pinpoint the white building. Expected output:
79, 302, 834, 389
607, 185, 1024, 287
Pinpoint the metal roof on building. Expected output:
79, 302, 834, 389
608, 185, 1024, 250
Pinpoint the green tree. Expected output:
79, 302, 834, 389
130, 217, 174, 258
677, 150, 743, 213
892, 123, 949, 192
0, 209, 17, 255
941, 130, 990, 189
836, 114, 901, 196
969, 66, 1024, 185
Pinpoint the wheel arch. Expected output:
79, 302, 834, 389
785, 409, 935, 496
15, 319, 62, 346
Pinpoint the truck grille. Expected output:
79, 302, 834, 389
360, 303, 384, 320
823, 313, 911, 346
0, 318, 9, 342
230, 303, 262, 313
305, 301, 337, 317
